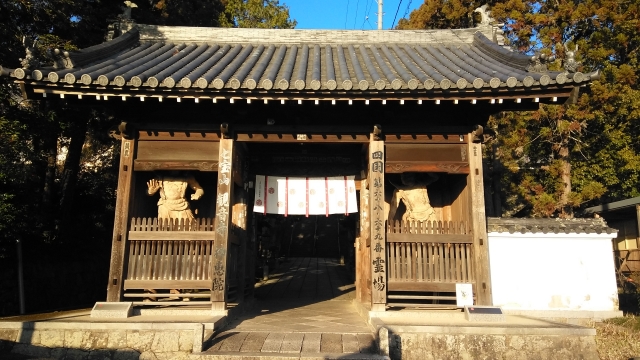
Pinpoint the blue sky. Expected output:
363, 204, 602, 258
282, 0, 423, 30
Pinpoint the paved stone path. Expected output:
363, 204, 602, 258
205, 331, 377, 355
203, 257, 378, 358
255, 257, 355, 301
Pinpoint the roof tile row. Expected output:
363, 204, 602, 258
8, 26, 595, 95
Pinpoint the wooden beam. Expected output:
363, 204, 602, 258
386, 234, 473, 244
210, 139, 234, 311
136, 141, 219, 162
384, 134, 468, 143
385, 162, 470, 174
29, 86, 576, 102
369, 138, 387, 310
137, 131, 222, 141
235, 133, 370, 143
127, 232, 216, 240
124, 280, 211, 289
468, 140, 492, 305
106, 139, 136, 302
388, 281, 475, 293
134, 160, 219, 172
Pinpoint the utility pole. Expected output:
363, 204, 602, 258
377, 0, 383, 30
16, 238, 25, 314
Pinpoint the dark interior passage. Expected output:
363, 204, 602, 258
256, 214, 357, 267
254, 257, 355, 301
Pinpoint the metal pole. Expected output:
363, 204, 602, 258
16, 238, 25, 314
377, 0, 384, 30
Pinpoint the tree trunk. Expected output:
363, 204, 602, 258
482, 156, 495, 217
57, 115, 90, 240
491, 144, 503, 217
559, 144, 573, 218
41, 130, 58, 239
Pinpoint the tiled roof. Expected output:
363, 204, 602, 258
3, 24, 597, 98
487, 217, 616, 235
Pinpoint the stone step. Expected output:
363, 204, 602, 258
202, 331, 381, 359
192, 352, 390, 359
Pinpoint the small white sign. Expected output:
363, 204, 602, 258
456, 283, 474, 307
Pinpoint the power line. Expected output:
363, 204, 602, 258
391, 0, 403, 29
362, 0, 373, 29
344, 0, 350, 29
366, 18, 375, 29
353, 0, 361, 29
403, 0, 413, 19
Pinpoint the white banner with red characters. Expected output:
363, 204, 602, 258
253, 175, 358, 216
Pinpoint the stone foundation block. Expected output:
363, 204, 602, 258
40, 330, 64, 348
107, 330, 128, 349
126, 330, 155, 352
389, 333, 599, 360
151, 331, 180, 352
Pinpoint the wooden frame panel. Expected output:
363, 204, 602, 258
385, 143, 469, 174
136, 141, 219, 161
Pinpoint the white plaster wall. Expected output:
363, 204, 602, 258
488, 232, 619, 311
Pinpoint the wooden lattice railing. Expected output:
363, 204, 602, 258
386, 220, 475, 293
124, 217, 216, 290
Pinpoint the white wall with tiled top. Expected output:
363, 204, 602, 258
487, 231, 620, 312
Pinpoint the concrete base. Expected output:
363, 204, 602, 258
0, 308, 227, 359
367, 309, 599, 360
90, 302, 133, 319
502, 309, 624, 324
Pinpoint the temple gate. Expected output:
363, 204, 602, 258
1, 20, 595, 312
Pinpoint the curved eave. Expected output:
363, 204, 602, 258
4, 26, 594, 103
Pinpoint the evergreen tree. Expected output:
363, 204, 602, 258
398, 0, 640, 217
0, 0, 296, 315
219, 0, 296, 28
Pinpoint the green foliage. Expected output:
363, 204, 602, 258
219, 0, 296, 28
399, 0, 640, 217
396, 0, 491, 29
0, 0, 298, 316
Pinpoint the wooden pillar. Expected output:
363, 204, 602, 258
635, 204, 640, 248
233, 145, 248, 304
369, 138, 386, 311
468, 140, 492, 305
233, 188, 247, 304
211, 139, 234, 311
106, 138, 136, 302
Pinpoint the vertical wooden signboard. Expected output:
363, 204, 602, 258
107, 139, 136, 302
356, 178, 371, 304
369, 139, 386, 310
468, 140, 492, 305
211, 139, 234, 311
